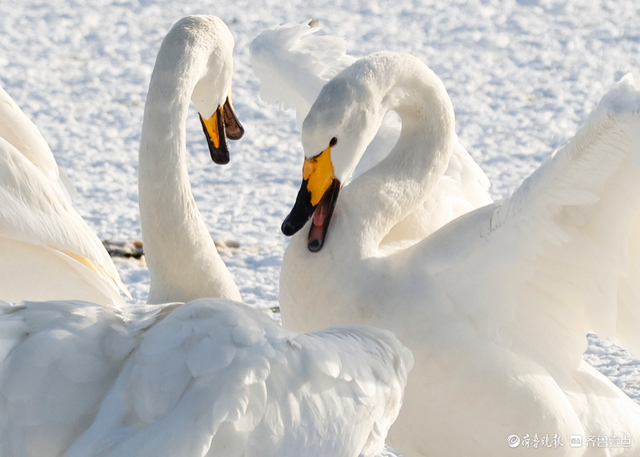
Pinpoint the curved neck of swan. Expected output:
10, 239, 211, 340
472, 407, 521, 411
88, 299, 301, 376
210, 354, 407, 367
138, 31, 240, 304
344, 56, 455, 256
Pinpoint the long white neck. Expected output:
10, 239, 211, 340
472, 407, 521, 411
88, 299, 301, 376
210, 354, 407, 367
340, 53, 456, 256
280, 53, 455, 331
139, 20, 241, 304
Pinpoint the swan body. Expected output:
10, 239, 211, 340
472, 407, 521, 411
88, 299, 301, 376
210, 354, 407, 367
0, 86, 129, 306
250, 22, 492, 249
0, 298, 411, 457
0, 16, 413, 457
280, 51, 640, 456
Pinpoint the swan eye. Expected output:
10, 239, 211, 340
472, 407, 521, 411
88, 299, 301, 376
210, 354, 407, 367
329, 137, 338, 147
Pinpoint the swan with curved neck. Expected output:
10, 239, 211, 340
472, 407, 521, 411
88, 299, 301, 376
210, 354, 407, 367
283, 52, 455, 254
138, 15, 243, 304
281, 51, 640, 456
0, 17, 413, 457
251, 22, 492, 252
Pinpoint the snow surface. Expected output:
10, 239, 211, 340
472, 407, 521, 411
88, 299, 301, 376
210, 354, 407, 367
0, 0, 639, 403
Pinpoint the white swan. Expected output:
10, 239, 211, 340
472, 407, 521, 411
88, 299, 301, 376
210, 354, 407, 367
0, 298, 411, 457
250, 22, 492, 249
137, 13, 244, 304
0, 16, 413, 457
279, 51, 640, 456
0, 85, 130, 306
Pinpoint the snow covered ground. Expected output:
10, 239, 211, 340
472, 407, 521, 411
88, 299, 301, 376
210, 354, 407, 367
0, 0, 639, 403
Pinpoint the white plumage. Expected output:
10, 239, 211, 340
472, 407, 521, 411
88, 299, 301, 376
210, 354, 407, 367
0, 16, 413, 457
0, 299, 411, 457
275, 46, 640, 456
251, 22, 493, 249
0, 86, 129, 306
137, 14, 241, 304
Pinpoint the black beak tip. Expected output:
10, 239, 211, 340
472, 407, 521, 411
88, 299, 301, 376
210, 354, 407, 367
210, 149, 230, 165
308, 239, 322, 252
200, 113, 231, 165
226, 123, 245, 141
281, 217, 298, 237
281, 181, 316, 237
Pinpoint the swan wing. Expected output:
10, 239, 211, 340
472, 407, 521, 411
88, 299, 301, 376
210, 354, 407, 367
0, 137, 129, 305
0, 300, 139, 457
0, 86, 76, 201
429, 74, 640, 366
65, 299, 412, 457
250, 21, 355, 126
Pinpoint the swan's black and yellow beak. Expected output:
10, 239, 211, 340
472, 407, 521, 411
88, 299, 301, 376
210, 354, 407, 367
199, 96, 244, 165
282, 145, 341, 252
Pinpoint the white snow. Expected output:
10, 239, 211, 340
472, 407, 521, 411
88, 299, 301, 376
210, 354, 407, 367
0, 0, 639, 403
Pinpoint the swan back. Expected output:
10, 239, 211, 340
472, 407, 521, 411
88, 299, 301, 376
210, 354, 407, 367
62, 298, 412, 457
0, 298, 412, 457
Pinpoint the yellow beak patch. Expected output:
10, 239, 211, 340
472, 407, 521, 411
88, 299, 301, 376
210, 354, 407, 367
303, 146, 335, 206
201, 109, 222, 149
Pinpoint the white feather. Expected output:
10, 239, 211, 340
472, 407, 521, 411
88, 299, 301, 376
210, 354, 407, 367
0, 87, 129, 305
279, 50, 640, 456
250, 21, 492, 248
0, 16, 413, 457
0, 299, 411, 457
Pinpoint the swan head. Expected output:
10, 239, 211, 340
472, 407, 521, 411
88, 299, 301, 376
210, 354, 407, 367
281, 65, 381, 251
161, 15, 245, 165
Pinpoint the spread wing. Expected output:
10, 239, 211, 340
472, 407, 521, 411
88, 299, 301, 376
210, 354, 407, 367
0, 85, 76, 201
428, 74, 640, 370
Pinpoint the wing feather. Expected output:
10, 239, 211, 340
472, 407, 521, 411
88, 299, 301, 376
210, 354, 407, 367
0, 136, 129, 304
431, 74, 640, 369
64, 299, 411, 457
0, 301, 136, 457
